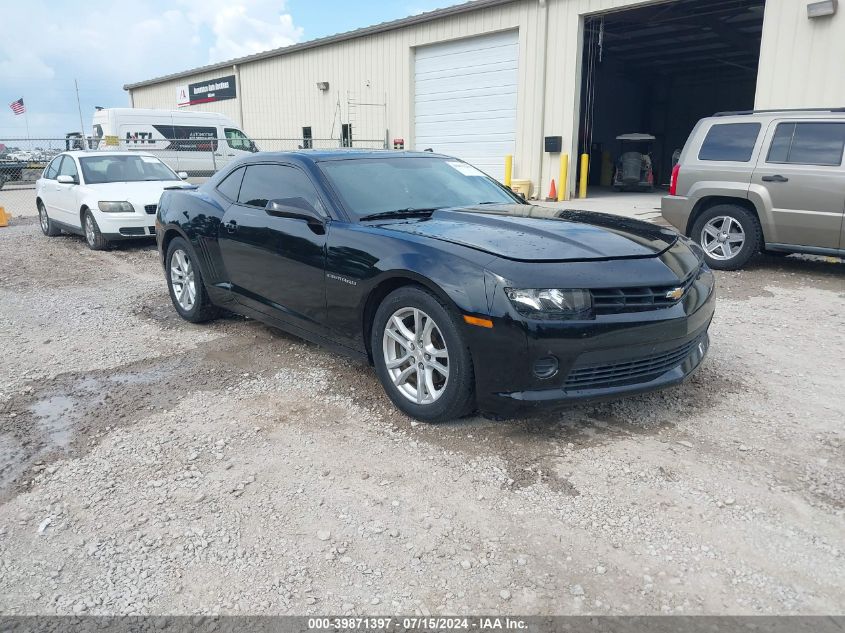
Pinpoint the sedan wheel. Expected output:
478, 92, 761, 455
170, 249, 197, 311
382, 307, 449, 405
164, 237, 219, 323
372, 286, 475, 423
700, 216, 745, 261
83, 210, 108, 250
38, 202, 60, 237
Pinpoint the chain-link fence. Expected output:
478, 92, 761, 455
0, 136, 388, 190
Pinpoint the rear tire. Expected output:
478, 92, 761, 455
372, 286, 475, 423
38, 201, 60, 237
165, 237, 219, 323
83, 209, 109, 250
691, 204, 761, 270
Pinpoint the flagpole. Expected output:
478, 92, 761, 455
24, 107, 31, 144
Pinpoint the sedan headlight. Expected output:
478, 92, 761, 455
98, 201, 134, 213
505, 288, 592, 320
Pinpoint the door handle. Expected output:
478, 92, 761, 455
761, 175, 789, 183
225, 220, 238, 233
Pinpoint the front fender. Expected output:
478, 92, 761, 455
324, 223, 496, 352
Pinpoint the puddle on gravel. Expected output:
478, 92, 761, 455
0, 331, 310, 503
29, 395, 77, 448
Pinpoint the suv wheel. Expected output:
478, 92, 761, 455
691, 204, 761, 270
372, 286, 475, 423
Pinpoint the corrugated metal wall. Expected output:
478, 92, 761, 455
755, 0, 845, 109
128, 0, 845, 197
129, 0, 657, 196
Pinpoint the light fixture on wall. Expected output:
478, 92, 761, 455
316, 81, 329, 91
807, 0, 837, 18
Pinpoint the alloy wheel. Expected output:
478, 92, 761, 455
382, 307, 449, 405
85, 214, 96, 247
170, 249, 197, 311
701, 215, 745, 260
39, 205, 49, 233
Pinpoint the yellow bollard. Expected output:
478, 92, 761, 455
558, 154, 569, 202
0, 206, 9, 228
504, 154, 513, 188
579, 153, 589, 199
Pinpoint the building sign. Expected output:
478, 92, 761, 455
176, 75, 237, 107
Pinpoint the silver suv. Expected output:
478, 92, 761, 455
662, 108, 845, 269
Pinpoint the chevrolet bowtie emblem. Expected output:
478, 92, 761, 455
666, 287, 684, 301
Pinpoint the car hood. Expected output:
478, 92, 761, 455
375, 205, 678, 262
82, 180, 185, 201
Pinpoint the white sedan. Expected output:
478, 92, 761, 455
36, 151, 189, 250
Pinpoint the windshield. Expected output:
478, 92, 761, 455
79, 155, 180, 184
318, 156, 518, 218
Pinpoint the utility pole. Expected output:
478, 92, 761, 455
75, 79, 86, 147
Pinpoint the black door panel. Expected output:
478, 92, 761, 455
217, 163, 328, 333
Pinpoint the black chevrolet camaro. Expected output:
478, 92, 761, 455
156, 151, 715, 422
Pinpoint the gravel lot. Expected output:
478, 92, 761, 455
0, 193, 843, 616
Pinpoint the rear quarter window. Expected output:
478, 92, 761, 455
698, 123, 761, 162
766, 122, 845, 166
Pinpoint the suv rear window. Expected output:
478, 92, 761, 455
766, 122, 845, 166
698, 123, 761, 162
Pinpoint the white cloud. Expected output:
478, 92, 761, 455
176, 0, 304, 63
0, 0, 303, 135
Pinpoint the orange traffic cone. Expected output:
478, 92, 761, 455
545, 179, 557, 202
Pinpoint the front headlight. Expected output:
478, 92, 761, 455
98, 201, 134, 213
505, 288, 592, 320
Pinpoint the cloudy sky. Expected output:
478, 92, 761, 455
1, 0, 457, 138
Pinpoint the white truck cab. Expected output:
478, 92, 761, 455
91, 108, 258, 176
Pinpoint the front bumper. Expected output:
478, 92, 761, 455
94, 205, 158, 239
466, 266, 715, 416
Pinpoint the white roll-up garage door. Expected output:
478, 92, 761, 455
414, 30, 518, 182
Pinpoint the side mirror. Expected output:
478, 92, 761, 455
57, 175, 76, 185
178, 171, 189, 180
265, 197, 325, 226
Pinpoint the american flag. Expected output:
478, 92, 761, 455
9, 98, 25, 115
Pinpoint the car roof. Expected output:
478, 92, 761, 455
62, 150, 158, 158
705, 110, 845, 124
239, 150, 454, 164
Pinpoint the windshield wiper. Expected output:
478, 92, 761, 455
358, 208, 441, 221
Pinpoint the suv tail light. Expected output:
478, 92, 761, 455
669, 163, 681, 196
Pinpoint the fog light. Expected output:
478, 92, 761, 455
533, 356, 559, 379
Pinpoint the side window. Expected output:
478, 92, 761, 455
698, 123, 761, 162
225, 128, 252, 152
216, 166, 245, 201
44, 156, 62, 179
766, 122, 845, 166
238, 164, 324, 214
58, 156, 79, 182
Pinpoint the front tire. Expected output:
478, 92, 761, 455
691, 204, 761, 270
38, 202, 60, 237
165, 237, 218, 323
372, 286, 475, 423
83, 209, 109, 250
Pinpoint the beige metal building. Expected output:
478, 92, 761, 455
124, 0, 845, 198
